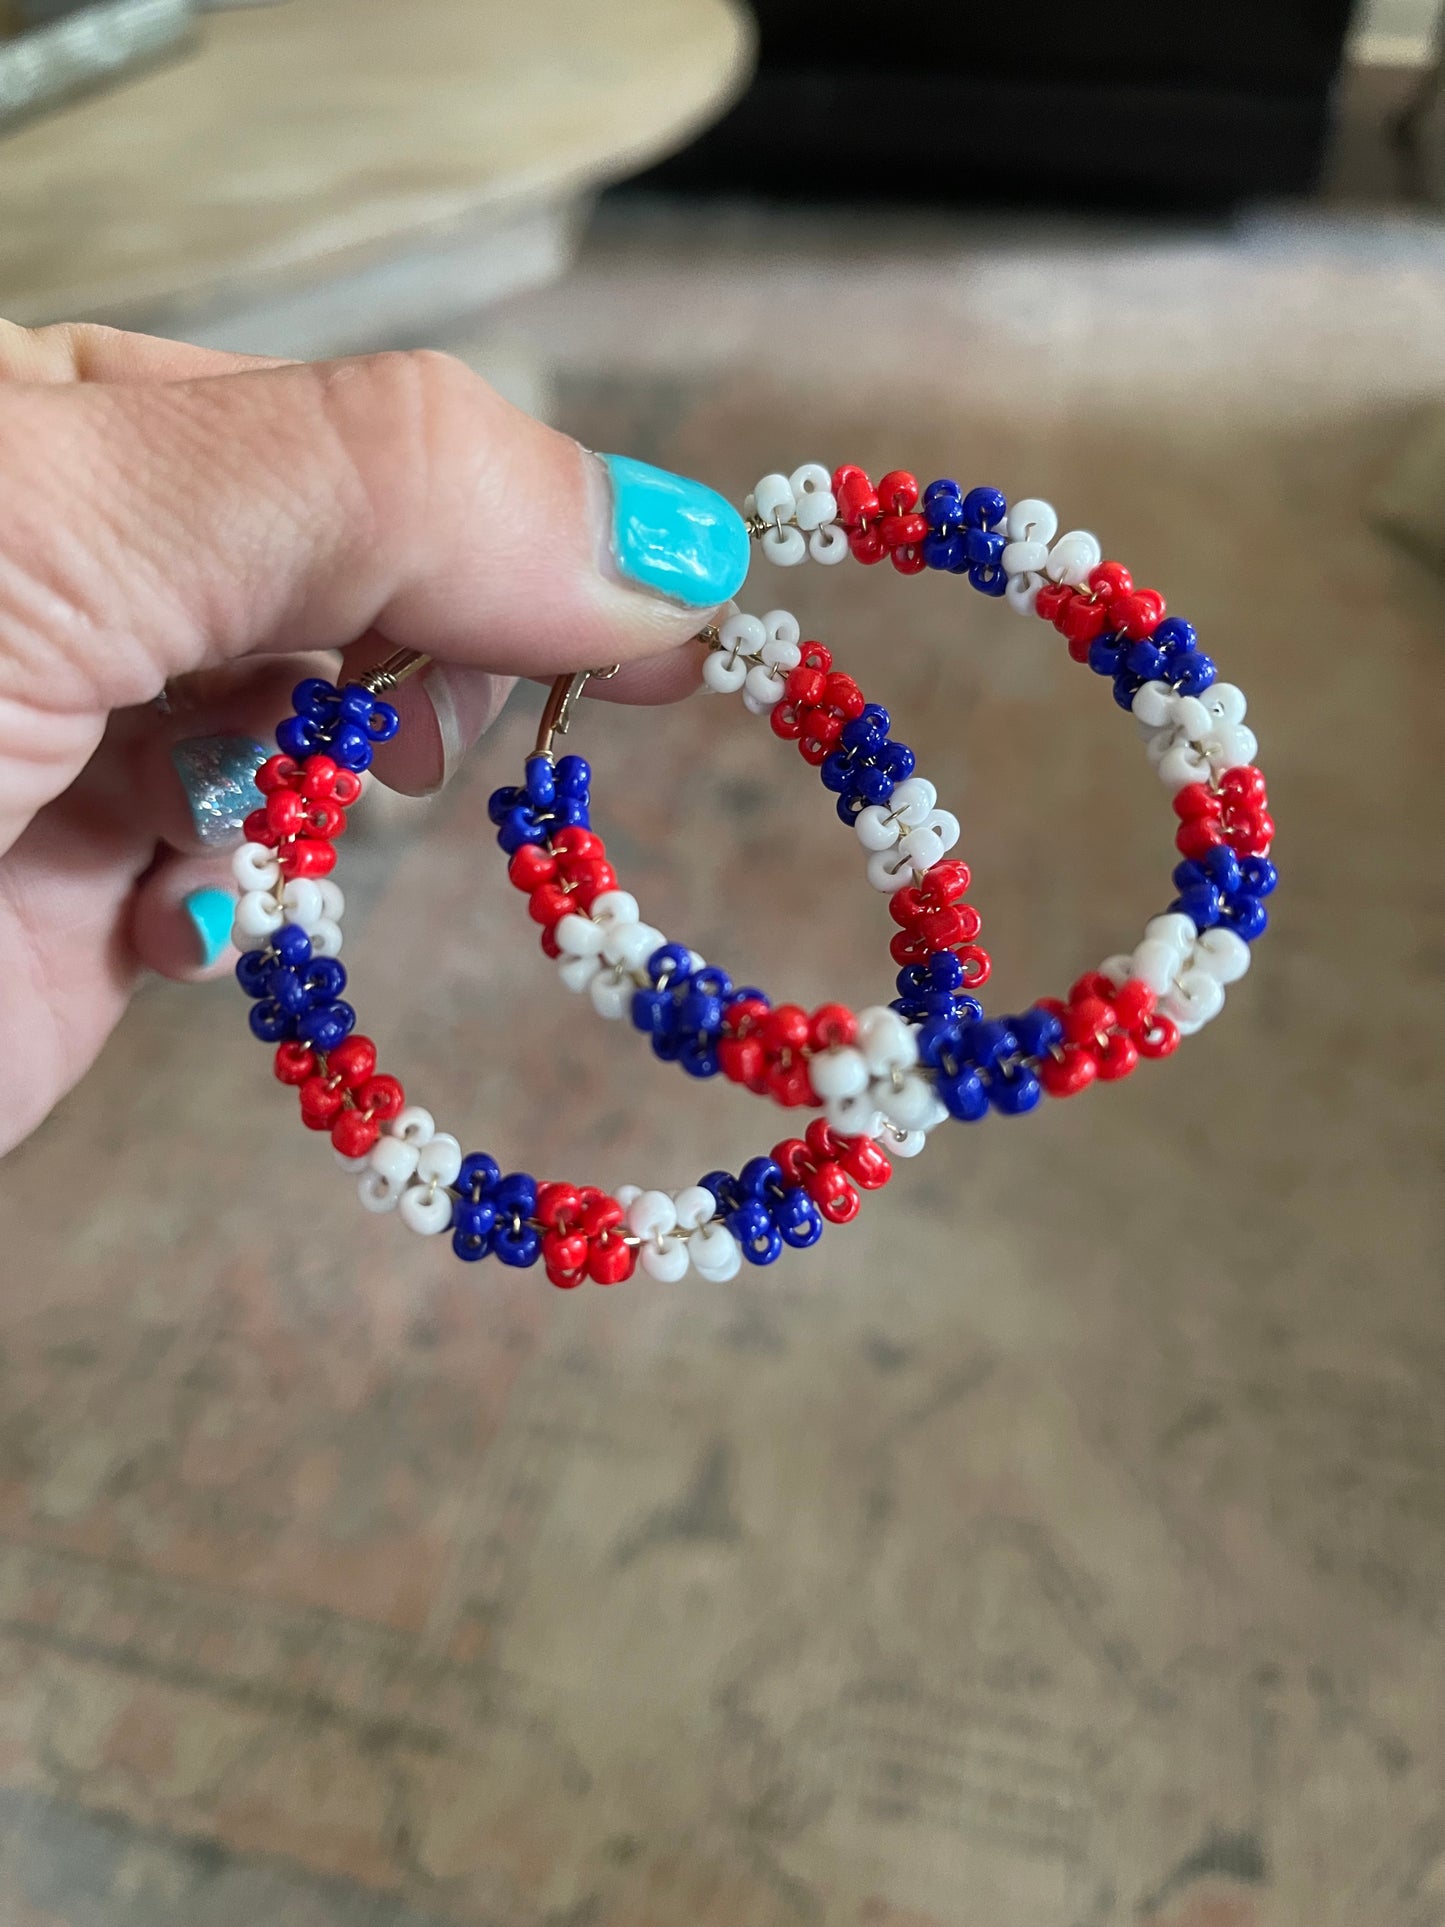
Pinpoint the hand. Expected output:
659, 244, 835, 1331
0, 322, 749, 1154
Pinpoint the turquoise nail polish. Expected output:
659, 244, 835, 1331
601, 454, 750, 608
184, 889, 234, 969
171, 735, 270, 847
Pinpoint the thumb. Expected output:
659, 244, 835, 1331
0, 347, 749, 715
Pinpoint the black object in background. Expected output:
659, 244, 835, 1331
632, 0, 1357, 207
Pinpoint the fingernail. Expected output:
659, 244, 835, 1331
421, 664, 465, 792
171, 735, 269, 846
183, 888, 235, 969
599, 453, 750, 608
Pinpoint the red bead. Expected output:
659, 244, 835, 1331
355, 1073, 404, 1120
255, 754, 298, 795
509, 844, 557, 891
568, 860, 617, 908
1110, 979, 1156, 1032
265, 789, 306, 838
328, 1035, 378, 1086
798, 713, 844, 763
1069, 971, 1118, 1004
806, 1163, 860, 1224
1040, 1051, 1097, 1097
772, 1137, 812, 1186
808, 1004, 857, 1050
718, 1035, 766, 1088
1059, 596, 1110, 650
1062, 995, 1113, 1048
1138, 1015, 1181, 1060
1086, 561, 1133, 598
242, 808, 274, 846
876, 470, 919, 514
279, 837, 337, 879
925, 858, 972, 902
822, 673, 865, 719
956, 944, 991, 986
542, 1228, 589, 1275
1033, 582, 1070, 623
297, 754, 340, 798
304, 800, 347, 841
1231, 812, 1274, 858
331, 769, 364, 808
534, 1182, 581, 1228
879, 512, 927, 550
539, 926, 562, 960
833, 468, 878, 528
273, 1041, 316, 1086
1219, 765, 1268, 806
766, 1059, 816, 1108
528, 883, 573, 927
838, 1135, 891, 1190
1094, 1032, 1139, 1081
761, 1004, 810, 1053
1176, 815, 1222, 861
847, 524, 886, 564
890, 544, 927, 575
1109, 588, 1165, 640
588, 1237, 635, 1286
298, 1075, 344, 1125
785, 664, 828, 708
769, 701, 804, 742
1173, 782, 1220, 823
331, 1110, 379, 1158
552, 826, 604, 863
546, 1259, 586, 1290
803, 1117, 840, 1164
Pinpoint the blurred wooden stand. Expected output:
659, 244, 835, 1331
0, 0, 752, 412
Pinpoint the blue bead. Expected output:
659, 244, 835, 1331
1170, 651, 1216, 695
488, 784, 521, 825
291, 677, 338, 719
365, 697, 400, 743
492, 1219, 541, 1267
647, 943, 693, 985
1012, 1007, 1064, 1058
677, 987, 724, 1035
337, 684, 375, 726
1088, 634, 1127, 678
968, 563, 1008, 597
553, 796, 590, 830
699, 1169, 741, 1215
298, 1000, 356, 1051
271, 923, 312, 968
458, 1152, 501, 1198
923, 477, 963, 510
1127, 639, 1167, 682
962, 526, 1006, 568
451, 1197, 497, 1259
630, 987, 669, 1035
1240, 856, 1277, 898
497, 805, 545, 854
855, 766, 896, 809
679, 1037, 721, 1078
1225, 894, 1268, 942
774, 1189, 824, 1249
969, 1020, 1017, 1070
896, 963, 930, 998
960, 485, 1006, 530
926, 951, 967, 989
555, 753, 591, 799
693, 966, 733, 1003
819, 750, 854, 794
1151, 617, 1197, 652
841, 705, 890, 752
738, 1155, 783, 1200
523, 755, 556, 807
836, 791, 865, 827
915, 1016, 961, 1071
1113, 674, 1142, 712
936, 1064, 989, 1121
267, 967, 311, 1017
1173, 884, 1220, 928
329, 724, 373, 771
989, 1066, 1043, 1115
923, 530, 966, 572
493, 1172, 537, 1216
275, 715, 318, 760
303, 957, 347, 1004
874, 741, 916, 783
248, 998, 295, 1043
235, 949, 271, 998
651, 1029, 685, 1064
729, 1200, 782, 1266
955, 994, 985, 1026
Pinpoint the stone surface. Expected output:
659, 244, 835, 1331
0, 201, 1444, 1923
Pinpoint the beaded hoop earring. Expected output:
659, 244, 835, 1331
229, 464, 1274, 1288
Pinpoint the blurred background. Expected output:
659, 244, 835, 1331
2, 2, 1444, 1922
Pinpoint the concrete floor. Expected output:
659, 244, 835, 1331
0, 189, 1443, 1924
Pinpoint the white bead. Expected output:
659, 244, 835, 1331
614, 1183, 642, 1211
308, 918, 344, 960
1156, 739, 1211, 791
744, 662, 788, 709
1005, 573, 1042, 616
1161, 968, 1226, 1036
234, 890, 283, 939
928, 808, 961, 853
1132, 680, 1175, 728
232, 842, 279, 891
825, 1092, 886, 1139
879, 1072, 949, 1133
370, 1135, 420, 1186
688, 1222, 742, 1282
858, 1006, 918, 1075
762, 522, 807, 566
399, 1183, 453, 1235
1006, 497, 1059, 545
789, 462, 833, 510
1098, 952, 1134, 990
866, 847, 912, 893
886, 1128, 927, 1159
591, 890, 640, 928
416, 1133, 462, 1186
1145, 912, 1199, 954
887, 777, 937, 827
1194, 927, 1251, 985
854, 804, 901, 852
762, 607, 801, 652
897, 824, 946, 873
1047, 529, 1101, 584
555, 912, 604, 958
589, 971, 632, 1021
315, 880, 345, 922
741, 686, 776, 716
673, 1185, 717, 1232
752, 472, 794, 522
792, 487, 836, 533
281, 877, 324, 929
641, 1239, 690, 1284
626, 1189, 677, 1241
809, 523, 849, 565
809, 1045, 869, 1101
357, 1170, 402, 1213
389, 1105, 435, 1147
719, 611, 767, 661
703, 649, 748, 695
334, 1145, 371, 1173
603, 921, 664, 972
1131, 940, 1182, 995
559, 953, 601, 993
1001, 538, 1050, 578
